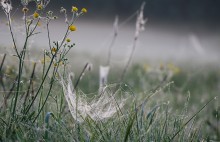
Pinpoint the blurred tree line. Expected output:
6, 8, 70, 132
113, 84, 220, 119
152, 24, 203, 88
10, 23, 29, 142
73, 0, 220, 24
11, 0, 220, 24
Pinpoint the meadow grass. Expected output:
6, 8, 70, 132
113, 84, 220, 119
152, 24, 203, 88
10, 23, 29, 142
0, 55, 219, 141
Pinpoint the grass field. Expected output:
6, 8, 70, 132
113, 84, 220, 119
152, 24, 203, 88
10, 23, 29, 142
0, 54, 219, 141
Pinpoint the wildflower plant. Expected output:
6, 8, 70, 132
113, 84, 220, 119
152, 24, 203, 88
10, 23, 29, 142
0, 0, 87, 127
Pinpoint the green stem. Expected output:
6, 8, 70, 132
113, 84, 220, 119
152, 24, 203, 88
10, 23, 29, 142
7, 13, 20, 58
13, 32, 29, 118
24, 54, 56, 115
33, 67, 57, 123
12, 13, 37, 118
12, 57, 22, 118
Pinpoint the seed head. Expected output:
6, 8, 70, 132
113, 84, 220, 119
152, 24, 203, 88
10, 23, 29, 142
22, 7, 29, 13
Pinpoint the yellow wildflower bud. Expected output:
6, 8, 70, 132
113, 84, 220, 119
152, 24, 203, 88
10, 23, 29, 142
37, 4, 43, 10
69, 25, 76, 31
81, 8, 87, 13
54, 63, 58, 67
33, 12, 39, 19
72, 6, 78, 12
22, 7, 29, 13
51, 47, 57, 53
66, 38, 71, 42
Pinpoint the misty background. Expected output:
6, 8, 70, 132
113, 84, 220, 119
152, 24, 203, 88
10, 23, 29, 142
32, 0, 220, 25
1, 0, 220, 64
9, 0, 220, 25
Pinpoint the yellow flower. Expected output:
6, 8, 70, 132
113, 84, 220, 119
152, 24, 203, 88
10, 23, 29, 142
72, 6, 78, 12
81, 8, 87, 13
37, 4, 43, 10
69, 25, 76, 31
22, 7, 29, 13
51, 47, 57, 53
66, 38, 71, 42
33, 12, 39, 19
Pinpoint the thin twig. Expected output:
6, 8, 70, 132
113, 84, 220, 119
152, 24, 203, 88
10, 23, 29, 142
6, 13, 20, 58
0, 54, 6, 92
33, 66, 57, 123
107, 16, 119, 66
119, 2, 146, 82
0, 54, 6, 72
120, 37, 138, 82
46, 20, 52, 50
0, 76, 18, 110
0, 54, 7, 108
23, 62, 37, 107
74, 63, 89, 89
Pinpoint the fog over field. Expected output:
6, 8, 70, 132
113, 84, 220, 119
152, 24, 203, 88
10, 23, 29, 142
0, 18, 220, 66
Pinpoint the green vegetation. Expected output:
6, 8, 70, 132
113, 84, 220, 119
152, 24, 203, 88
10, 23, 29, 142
0, 56, 219, 141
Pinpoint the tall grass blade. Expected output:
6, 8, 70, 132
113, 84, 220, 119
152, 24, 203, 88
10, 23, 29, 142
123, 110, 137, 142
169, 96, 218, 141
